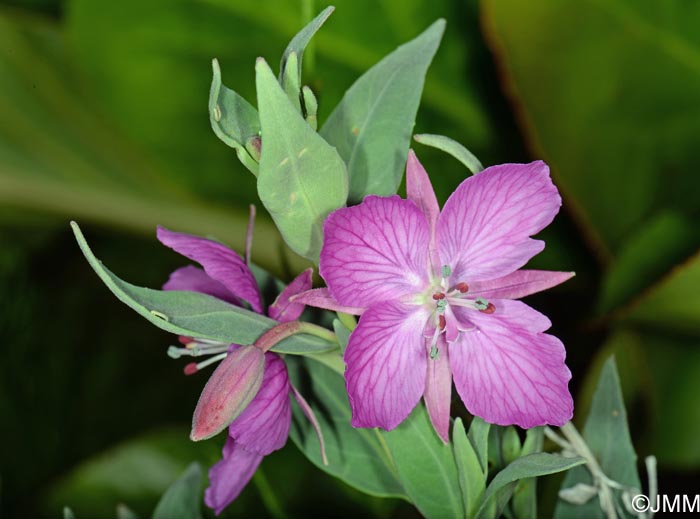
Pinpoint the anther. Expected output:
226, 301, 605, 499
184, 362, 199, 375
432, 293, 445, 300
474, 297, 489, 311
480, 302, 496, 314
168, 346, 183, 359
436, 299, 447, 313
429, 344, 439, 359
441, 265, 452, 278
183, 352, 228, 376
439, 315, 446, 330
178, 336, 193, 345
455, 282, 469, 293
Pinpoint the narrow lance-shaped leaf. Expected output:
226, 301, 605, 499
279, 5, 335, 82
414, 133, 484, 174
477, 453, 586, 519
453, 418, 487, 519
554, 357, 641, 519
152, 462, 203, 519
256, 58, 348, 262
321, 19, 445, 201
383, 405, 464, 519
71, 222, 334, 354
208, 59, 260, 175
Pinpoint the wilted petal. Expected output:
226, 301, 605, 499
229, 352, 291, 455
423, 336, 452, 443
290, 288, 365, 315
469, 270, 575, 300
268, 268, 313, 323
163, 265, 241, 305
345, 301, 429, 430
449, 307, 573, 428
320, 196, 430, 308
157, 227, 262, 313
191, 346, 265, 441
204, 437, 263, 515
437, 161, 561, 282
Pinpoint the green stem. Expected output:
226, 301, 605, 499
256, 321, 336, 352
252, 467, 285, 519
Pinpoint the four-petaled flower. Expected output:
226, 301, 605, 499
296, 151, 574, 441
158, 227, 323, 515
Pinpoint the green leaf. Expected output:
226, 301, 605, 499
208, 59, 261, 175
332, 318, 351, 353
453, 418, 486, 519
63, 507, 76, 519
622, 254, 700, 336
281, 52, 302, 112
72, 222, 335, 354
598, 211, 697, 314
482, 0, 700, 257
286, 357, 407, 499
255, 58, 348, 262
467, 417, 491, 473
279, 6, 335, 82
414, 133, 483, 173
383, 405, 464, 519
152, 462, 203, 519
555, 357, 641, 519
116, 504, 140, 519
511, 428, 544, 519
46, 428, 216, 518
321, 19, 445, 201
478, 453, 585, 519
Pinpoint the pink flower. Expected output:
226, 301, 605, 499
298, 151, 574, 441
157, 227, 322, 514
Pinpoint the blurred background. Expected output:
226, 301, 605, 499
0, 0, 698, 517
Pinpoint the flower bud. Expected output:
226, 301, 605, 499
190, 345, 265, 441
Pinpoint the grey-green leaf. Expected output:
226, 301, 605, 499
453, 418, 487, 519
71, 222, 334, 354
467, 417, 491, 474
208, 59, 260, 175
383, 405, 464, 519
152, 462, 203, 519
321, 19, 445, 201
286, 356, 406, 499
554, 357, 641, 519
414, 133, 484, 174
256, 58, 348, 262
279, 6, 335, 82
478, 453, 586, 519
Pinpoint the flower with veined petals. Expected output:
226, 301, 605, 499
294, 151, 574, 441
157, 224, 325, 515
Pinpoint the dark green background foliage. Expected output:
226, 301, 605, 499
0, 0, 698, 517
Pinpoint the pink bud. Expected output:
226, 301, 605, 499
190, 346, 265, 441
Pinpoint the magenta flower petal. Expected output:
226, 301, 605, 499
204, 437, 263, 515
452, 299, 552, 333
449, 308, 573, 428
290, 288, 365, 315
423, 336, 452, 443
157, 227, 262, 313
468, 270, 575, 300
345, 301, 430, 430
268, 268, 313, 323
228, 352, 291, 455
320, 195, 431, 308
163, 265, 241, 306
191, 346, 265, 441
437, 161, 561, 282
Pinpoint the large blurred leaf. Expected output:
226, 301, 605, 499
622, 254, 700, 336
383, 405, 464, 519
555, 358, 640, 518
482, 0, 700, 259
152, 463, 203, 519
256, 58, 348, 262
46, 428, 215, 518
73, 222, 335, 354
286, 357, 407, 499
321, 19, 444, 200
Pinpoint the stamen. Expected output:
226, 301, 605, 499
178, 336, 193, 345
439, 315, 446, 330
436, 299, 447, 313
474, 297, 489, 311
441, 265, 452, 278
432, 293, 445, 300
455, 282, 469, 293
183, 352, 228, 375
429, 344, 439, 359
480, 302, 496, 314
